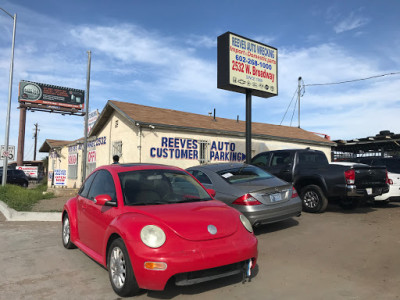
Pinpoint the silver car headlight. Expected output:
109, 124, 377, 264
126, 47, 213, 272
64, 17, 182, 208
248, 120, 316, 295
140, 225, 166, 248
240, 215, 253, 233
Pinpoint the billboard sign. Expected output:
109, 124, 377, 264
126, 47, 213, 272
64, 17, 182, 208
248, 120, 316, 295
18, 80, 85, 110
217, 32, 278, 98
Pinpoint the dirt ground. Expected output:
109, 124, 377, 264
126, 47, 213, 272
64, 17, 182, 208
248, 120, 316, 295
1, 201, 400, 299
30, 196, 70, 212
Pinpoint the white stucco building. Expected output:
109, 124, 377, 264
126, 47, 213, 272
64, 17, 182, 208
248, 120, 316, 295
40, 100, 334, 189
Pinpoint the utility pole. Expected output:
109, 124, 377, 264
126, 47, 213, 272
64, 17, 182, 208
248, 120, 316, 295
1, 8, 16, 186
33, 123, 39, 160
82, 50, 91, 182
298, 76, 302, 128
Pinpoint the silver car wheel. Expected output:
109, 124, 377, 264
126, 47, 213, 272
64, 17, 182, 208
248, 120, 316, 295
62, 217, 70, 245
110, 246, 127, 289
303, 190, 319, 208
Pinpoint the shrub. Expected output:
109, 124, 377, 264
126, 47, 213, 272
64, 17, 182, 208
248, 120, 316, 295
0, 182, 55, 211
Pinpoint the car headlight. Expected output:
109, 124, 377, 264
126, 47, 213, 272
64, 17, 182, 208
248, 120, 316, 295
140, 225, 166, 248
240, 215, 253, 233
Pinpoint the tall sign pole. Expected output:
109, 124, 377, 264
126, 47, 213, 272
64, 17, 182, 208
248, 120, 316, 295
1, 8, 16, 186
245, 90, 252, 163
217, 32, 278, 165
82, 51, 91, 181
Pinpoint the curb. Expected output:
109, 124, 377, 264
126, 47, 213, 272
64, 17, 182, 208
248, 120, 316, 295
0, 201, 61, 222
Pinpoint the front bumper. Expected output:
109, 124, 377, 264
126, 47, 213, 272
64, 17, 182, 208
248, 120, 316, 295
126, 229, 258, 291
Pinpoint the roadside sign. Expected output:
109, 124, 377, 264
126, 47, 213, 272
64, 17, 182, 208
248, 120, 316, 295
1, 145, 15, 160
17, 166, 38, 179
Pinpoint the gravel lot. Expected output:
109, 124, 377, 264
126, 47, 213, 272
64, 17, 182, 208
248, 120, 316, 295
1, 201, 400, 300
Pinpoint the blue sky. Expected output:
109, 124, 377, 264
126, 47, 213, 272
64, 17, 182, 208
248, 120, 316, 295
1, 0, 400, 162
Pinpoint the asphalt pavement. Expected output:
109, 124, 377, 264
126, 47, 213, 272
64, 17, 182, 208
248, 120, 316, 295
1, 202, 400, 299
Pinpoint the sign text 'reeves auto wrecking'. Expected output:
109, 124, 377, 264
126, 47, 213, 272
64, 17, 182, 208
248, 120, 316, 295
150, 137, 246, 162
230, 35, 276, 83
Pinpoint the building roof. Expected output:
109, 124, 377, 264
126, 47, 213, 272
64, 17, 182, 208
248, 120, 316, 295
90, 100, 334, 146
39, 139, 74, 152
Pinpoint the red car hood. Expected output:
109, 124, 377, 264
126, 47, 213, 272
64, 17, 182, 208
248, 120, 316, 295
134, 200, 239, 241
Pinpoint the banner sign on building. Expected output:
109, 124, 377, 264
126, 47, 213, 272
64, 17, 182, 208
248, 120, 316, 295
88, 150, 96, 163
68, 153, 78, 165
18, 80, 85, 110
54, 169, 67, 186
217, 32, 278, 98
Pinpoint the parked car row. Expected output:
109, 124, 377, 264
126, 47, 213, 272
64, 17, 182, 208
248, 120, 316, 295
61, 149, 396, 297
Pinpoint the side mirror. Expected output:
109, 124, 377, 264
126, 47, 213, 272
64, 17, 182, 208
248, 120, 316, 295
207, 188, 216, 198
94, 194, 117, 207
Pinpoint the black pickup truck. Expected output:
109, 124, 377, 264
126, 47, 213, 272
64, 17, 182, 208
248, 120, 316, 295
251, 149, 389, 212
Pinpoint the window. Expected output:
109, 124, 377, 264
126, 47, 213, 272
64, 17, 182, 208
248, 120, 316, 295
119, 169, 212, 206
217, 165, 274, 184
297, 152, 328, 165
68, 153, 78, 179
113, 141, 122, 158
199, 140, 209, 164
271, 152, 291, 166
188, 170, 212, 185
251, 152, 271, 167
87, 163, 96, 175
79, 172, 98, 198
87, 170, 116, 202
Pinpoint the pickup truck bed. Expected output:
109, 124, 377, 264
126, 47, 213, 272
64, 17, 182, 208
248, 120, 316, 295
251, 149, 389, 212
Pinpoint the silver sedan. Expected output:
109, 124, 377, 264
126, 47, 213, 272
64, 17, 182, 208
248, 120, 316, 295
187, 163, 302, 227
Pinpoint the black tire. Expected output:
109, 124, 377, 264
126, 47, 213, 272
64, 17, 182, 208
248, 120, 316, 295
108, 238, 140, 297
62, 214, 76, 249
300, 184, 328, 213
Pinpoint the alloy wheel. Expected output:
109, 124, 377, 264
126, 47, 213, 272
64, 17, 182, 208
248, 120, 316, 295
110, 246, 127, 289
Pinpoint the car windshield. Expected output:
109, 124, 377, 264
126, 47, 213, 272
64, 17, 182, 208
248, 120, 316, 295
119, 169, 213, 206
217, 165, 274, 184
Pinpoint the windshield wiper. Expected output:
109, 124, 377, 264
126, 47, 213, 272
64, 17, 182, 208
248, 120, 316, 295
128, 201, 168, 206
173, 198, 212, 203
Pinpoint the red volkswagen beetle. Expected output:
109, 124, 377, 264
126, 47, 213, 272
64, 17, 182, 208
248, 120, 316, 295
62, 164, 258, 297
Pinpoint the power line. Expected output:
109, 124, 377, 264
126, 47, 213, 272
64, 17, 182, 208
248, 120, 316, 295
280, 88, 298, 125
290, 97, 298, 127
304, 71, 400, 87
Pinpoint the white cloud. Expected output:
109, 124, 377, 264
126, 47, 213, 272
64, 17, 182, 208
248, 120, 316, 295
333, 12, 369, 33
254, 43, 400, 140
186, 34, 216, 49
